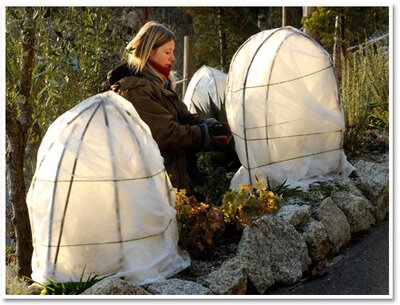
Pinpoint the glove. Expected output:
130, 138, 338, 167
199, 124, 211, 147
201, 117, 219, 126
208, 122, 232, 144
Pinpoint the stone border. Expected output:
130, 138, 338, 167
27, 156, 388, 296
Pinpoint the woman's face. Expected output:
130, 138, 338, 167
149, 40, 175, 68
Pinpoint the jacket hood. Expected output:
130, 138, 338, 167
102, 63, 136, 91
102, 63, 165, 92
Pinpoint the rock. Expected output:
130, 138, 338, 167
276, 204, 311, 227
188, 259, 223, 279
315, 197, 351, 253
359, 131, 389, 157
187, 242, 237, 279
331, 191, 376, 233
146, 278, 212, 295
325, 254, 344, 267
281, 196, 310, 206
237, 215, 311, 294
353, 159, 389, 221
80, 277, 151, 295
236, 222, 274, 294
27, 283, 45, 295
333, 175, 364, 197
199, 256, 247, 295
300, 219, 331, 262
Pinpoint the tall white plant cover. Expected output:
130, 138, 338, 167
226, 26, 354, 189
27, 91, 189, 285
183, 65, 227, 113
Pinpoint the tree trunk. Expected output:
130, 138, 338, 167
333, 8, 345, 82
217, 8, 227, 72
302, 7, 317, 34
282, 7, 287, 27
6, 111, 33, 278
303, 6, 316, 18
182, 35, 196, 99
282, 7, 303, 28
257, 8, 267, 31
5, 7, 36, 278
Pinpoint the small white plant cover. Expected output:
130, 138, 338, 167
183, 65, 227, 113
27, 91, 190, 285
226, 26, 354, 190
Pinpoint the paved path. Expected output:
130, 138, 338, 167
267, 219, 390, 295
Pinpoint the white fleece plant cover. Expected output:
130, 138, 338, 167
27, 91, 190, 285
183, 65, 227, 113
226, 26, 354, 190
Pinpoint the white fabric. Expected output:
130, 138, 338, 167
27, 91, 190, 285
183, 65, 227, 113
226, 26, 354, 190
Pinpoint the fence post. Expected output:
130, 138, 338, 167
182, 35, 195, 99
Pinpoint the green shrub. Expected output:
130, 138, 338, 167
25, 267, 110, 295
175, 189, 225, 258
6, 263, 30, 295
190, 95, 240, 205
194, 152, 231, 205
266, 177, 303, 198
6, 245, 16, 264
193, 94, 227, 123
221, 182, 283, 230
341, 42, 389, 155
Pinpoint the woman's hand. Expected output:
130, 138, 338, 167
208, 122, 232, 144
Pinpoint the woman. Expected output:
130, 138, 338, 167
103, 21, 230, 191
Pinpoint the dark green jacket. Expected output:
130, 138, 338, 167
105, 64, 204, 190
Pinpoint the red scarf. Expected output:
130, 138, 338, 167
149, 60, 172, 78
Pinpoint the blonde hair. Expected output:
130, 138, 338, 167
125, 21, 176, 75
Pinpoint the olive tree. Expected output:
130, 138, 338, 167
6, 6, 134, 276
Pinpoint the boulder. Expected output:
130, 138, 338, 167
189, 260, 224, 279
333, 175, 364, 197
353, 159, 389, 221
314, 197, 351, 253
300, 219, 331, 262
188, 242, 237, 279
331, 191, 376, 233
236, 220, 274, 294
27, 283, 45, 295
80, 277, 151, 295
146, 278, 212, 295
199, 256, 247, 295
237, 215, 311, 294
276, 204, 311, 227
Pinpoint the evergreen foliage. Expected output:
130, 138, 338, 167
183, 7, 281, 71
341, 43, 389, 155
194, 152, 231, 205
6, 7, 132, 178
6, 264, 31, 295
302, 7, 389, 55
193, 94, 228, 123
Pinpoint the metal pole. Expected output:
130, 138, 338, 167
182, 35, 195, 99
282, 7, 286, 27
